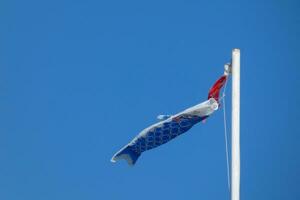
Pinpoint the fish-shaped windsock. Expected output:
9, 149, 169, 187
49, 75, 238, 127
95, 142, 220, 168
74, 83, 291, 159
111, 72, 228, 166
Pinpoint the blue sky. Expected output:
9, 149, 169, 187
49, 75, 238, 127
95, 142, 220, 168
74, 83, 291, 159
1, 0, 300, 199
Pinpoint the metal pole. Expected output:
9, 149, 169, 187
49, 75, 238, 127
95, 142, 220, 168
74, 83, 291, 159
231, 48, 240, 200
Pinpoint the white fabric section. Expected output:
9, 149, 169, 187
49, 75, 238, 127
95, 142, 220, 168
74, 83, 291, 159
180, 98, 218, 117
157, 115, 171, 120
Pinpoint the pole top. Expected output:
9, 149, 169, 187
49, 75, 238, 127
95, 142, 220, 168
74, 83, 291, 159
232, 48, 240, 54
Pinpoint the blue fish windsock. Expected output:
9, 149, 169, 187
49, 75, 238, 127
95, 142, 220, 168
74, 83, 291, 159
111, 73, 228, 165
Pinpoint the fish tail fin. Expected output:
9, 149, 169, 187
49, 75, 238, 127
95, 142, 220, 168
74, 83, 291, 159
111, 145, 141, 166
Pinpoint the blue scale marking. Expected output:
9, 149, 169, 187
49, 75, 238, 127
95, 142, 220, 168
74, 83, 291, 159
130, 115, 208, 154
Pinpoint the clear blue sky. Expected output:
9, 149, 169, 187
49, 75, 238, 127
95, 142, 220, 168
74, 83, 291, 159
1, 0, 299, 199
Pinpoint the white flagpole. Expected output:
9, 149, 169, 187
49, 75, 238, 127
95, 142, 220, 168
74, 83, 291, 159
231, 49, 240, 200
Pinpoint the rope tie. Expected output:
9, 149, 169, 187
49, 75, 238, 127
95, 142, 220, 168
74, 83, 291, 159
222, 79, 231, 192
